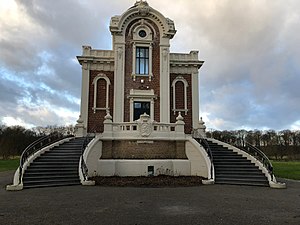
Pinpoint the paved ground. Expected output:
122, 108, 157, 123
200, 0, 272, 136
1, 171, 300, 225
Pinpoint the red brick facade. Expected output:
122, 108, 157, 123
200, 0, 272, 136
124, 19, 161, 122
87, 71, 114, 133
170, 74, 193, 133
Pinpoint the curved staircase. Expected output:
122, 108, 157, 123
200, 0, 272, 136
205, 140, 269, 187
22, 137, 87, 189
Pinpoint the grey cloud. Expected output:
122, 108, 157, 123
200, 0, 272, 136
0, 76, 22, 104
1, 0, 300, 130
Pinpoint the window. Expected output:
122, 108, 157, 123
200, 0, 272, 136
172, 76, 189, 115
134, 101, 150, 120
138, 30, 147, 38
92, 74, 111, 113
136, 47, 149, 75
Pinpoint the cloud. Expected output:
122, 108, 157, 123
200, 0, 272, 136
0, 0, 299, 131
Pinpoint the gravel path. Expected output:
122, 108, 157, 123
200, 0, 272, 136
1, 171, 300, 225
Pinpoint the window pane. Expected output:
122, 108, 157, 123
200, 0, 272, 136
136, 47, 149, 75
145, 59, 149, 74
140, 59, 145, 74
136, 58, 140, 74
134, 102, 141, 109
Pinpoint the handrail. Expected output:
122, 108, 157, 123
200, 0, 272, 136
19, 132, 73, 183
194, 136, 214, 180
80, 129, 96, 181
238, 141, 274, 181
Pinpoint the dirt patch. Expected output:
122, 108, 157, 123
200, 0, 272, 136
91, 175, 203, 187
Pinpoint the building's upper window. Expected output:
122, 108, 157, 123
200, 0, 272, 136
138, 30, 147, 38
136, 47, 149, 75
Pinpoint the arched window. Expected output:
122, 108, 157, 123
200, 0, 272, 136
172, 76, 189, 115
92, 74, 111, 113
131, 21, 154, 81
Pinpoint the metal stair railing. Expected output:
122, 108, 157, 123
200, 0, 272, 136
237, 141, 274, 181
19, 132, 73, 184
80, 128, 97, 181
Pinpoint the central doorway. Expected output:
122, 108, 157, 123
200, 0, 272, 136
134, 101, 150, 121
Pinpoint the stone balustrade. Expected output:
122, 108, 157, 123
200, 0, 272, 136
102, 112, 186, 140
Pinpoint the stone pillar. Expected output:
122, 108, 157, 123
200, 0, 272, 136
193, 117, 206, 138
75, 115, 85, 137
175, 112, 185, 137
103, 111, 113, 138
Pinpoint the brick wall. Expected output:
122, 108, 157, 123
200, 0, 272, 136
124, 19, 161, 122
101, 140, 187, 159
87, 71, 114, 133
170, 74, 193, 133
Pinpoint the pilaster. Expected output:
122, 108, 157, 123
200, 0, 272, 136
113, 43, 125, 122
80, 59, 90, 135
160, 45, 170, 123
192, 71, 200, 129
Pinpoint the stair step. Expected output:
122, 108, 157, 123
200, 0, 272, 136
213, 156, 245, 159
25, 168, 78, 173
46, 149, 82, 152
213, 160, 250, 164
23, 178, 80, 185
214, 164, 256, 168
35, 159, 80, 162
23, 175, 79, 181
24, 171, 78, 176
217, 171, 264, 175
215, 180, 269, 187
215, 174, 267, 180
31, 161, 78, 165
43, 153, 81, 156
28, 165, 78, 169
23, 181, 81, 189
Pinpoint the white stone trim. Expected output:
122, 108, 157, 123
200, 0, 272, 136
172, 76, 189, 115
80, 48, 90, 134
160, 46, 170, 123
109, 2, 176, 39
132, 21, 154, 42
192, 72, 199, 129
132, 43, 153, 81
113, 44, 125, 122
92, 73, 111, 113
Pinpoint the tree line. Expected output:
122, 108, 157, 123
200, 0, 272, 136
206, 129, 300, 160
0, 125, 75, 159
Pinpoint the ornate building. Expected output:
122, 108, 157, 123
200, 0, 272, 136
76, 1, 204, 135
7, 1, 284, 190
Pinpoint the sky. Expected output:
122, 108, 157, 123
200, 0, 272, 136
0, 0, 300, 131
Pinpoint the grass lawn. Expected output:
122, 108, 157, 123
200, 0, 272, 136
272, 161, 300, 180
0, 158, 19, 172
